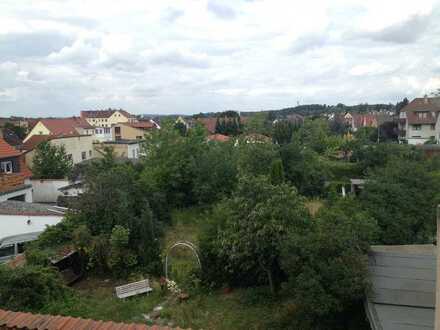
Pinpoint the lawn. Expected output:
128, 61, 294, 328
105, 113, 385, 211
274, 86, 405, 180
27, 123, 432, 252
40, 277, 163, 324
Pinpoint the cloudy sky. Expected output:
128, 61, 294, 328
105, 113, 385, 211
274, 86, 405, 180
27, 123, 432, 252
1, 0, 440, 117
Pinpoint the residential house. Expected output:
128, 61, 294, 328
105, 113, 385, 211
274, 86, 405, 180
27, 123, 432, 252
365, 244, 435, 330
95, 140, 141, 159
22, 135, 96, 168
93, 126, 113, 142
23, 117, 94, 143
399, 96, 440, 145
344, 112, 378, 132
80, 109, 137, 128
0, 201, 64, 262
113, 120, 159, 141
0, 138, 32, 203
196, 117, 217, 134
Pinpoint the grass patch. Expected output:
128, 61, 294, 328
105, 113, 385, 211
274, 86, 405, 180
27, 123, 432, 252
164, 208, 207, 247
40, 276, 162, 323
161, 288, 293, 330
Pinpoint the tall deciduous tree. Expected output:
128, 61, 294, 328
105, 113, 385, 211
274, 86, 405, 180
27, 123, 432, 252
32, 141, 73, 179
203, 176, 309, 294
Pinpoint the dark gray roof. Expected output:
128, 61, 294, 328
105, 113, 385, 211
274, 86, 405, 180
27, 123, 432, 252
102, 139, 141, 145
0, 200, 66, 216
366, 244, 436, 330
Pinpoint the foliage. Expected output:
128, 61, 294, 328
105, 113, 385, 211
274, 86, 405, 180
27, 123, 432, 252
272, 120, 294, 145
351, 143, 423, 174
174, 121, 187, 136
3, 122, 27, 140
360, 159, 440, 244
280, 142, 330, 196
32, 141, 73, 179
215, 111, 242, 136
270, 159, 285, 185
201, 176, 309, 293
108, 226, 138, 277
295, 118, 332, 154
192, 141, 238, 205
243, 112, 272, 136
140, 121, 206, 208
236, 141, 279, 177
0, 265, 67, 312
280, 198, 377, 329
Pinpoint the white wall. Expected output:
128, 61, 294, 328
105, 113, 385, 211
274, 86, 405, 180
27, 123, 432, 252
0, 214, 62, 244
127, 143, 140, 159
31, 179, 69, 203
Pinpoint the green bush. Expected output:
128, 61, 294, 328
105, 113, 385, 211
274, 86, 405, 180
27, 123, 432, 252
0, 265, 67, 311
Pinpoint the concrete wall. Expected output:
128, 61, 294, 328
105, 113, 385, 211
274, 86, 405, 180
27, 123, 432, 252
127, 143, 140, 159
113, 123, 146, 140
50, 135, 95, 164
31, 179, 69, 203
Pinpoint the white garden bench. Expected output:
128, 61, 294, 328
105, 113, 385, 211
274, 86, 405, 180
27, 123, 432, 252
115, 279, 153, 299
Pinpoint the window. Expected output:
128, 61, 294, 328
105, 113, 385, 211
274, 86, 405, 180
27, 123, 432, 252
89, 150, 92, 157
431, 124, 436, 130
81, 151, 86, 160
413, 125, 421, 131
136, 136, 142, 139
0, 244, 14, 258
0, 161, 13, 173
417, 112, 428, 119
115, 127, 121, 134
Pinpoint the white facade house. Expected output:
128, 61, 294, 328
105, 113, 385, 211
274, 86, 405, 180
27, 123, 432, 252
0, 201, 64, 262
399, 96, 440, 145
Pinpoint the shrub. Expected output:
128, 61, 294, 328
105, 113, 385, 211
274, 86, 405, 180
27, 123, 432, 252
0, 265, 67, 311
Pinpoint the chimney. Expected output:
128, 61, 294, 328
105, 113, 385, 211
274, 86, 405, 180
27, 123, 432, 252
424, 94, 429, 104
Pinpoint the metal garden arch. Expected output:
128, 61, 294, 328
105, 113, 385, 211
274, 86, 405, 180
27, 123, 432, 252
164, 241, 201, 279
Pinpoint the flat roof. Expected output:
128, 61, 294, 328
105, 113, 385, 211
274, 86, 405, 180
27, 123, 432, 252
0, 200, 66, 216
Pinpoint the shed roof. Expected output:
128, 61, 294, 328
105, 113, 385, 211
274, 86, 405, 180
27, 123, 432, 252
0, 309, 181, 330
0, 200, 65, 216
365, 244, 436, 330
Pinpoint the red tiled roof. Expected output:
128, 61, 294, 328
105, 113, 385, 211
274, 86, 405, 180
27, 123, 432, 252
0, 138, 21, 159
207, 134, 230, 142
352, 114, 378, 129
129, 121, 156, 129
39, 118, 93, 137
197, 118, 217, 133
402, 97, 440, 113
21, 135, 51, 151
0, 309, 181, 330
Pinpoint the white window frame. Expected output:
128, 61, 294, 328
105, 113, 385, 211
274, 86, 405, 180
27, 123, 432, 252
0, 161, 13, 174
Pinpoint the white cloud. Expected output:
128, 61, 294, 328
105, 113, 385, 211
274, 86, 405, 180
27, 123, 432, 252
0, 0, 439, 116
